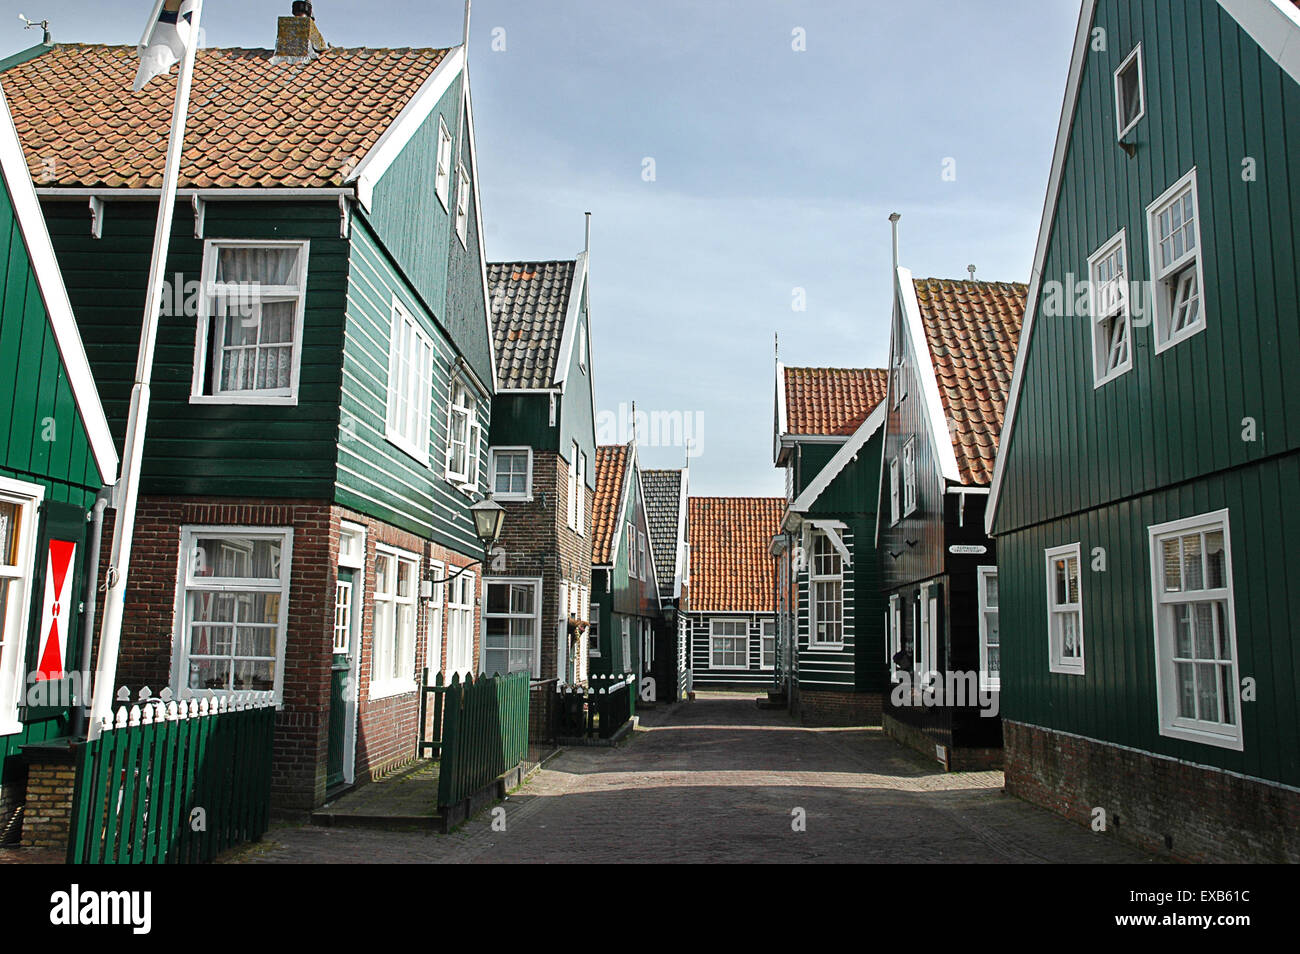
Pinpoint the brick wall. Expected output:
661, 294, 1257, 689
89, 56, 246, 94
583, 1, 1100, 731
793, 687, 883, 727
492, 451, 594, 683
883, 712, 1002, 771
1004, 720, 1300, 863
19, 750, 76, 852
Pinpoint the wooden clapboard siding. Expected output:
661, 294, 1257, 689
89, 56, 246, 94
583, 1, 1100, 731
337, 216, 486, 553
42, 199, 346, 498
997, 452, 1300, 787
795, 526, 856, 691
687, 611, 776, 688
995, 0, 1300, 535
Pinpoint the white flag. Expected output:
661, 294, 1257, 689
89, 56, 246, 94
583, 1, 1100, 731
133, 0, 198, 91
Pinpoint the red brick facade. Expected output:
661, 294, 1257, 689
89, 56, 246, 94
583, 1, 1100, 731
1004, 720, 1300, 863
791, 686, 883, 727
111, 495, 480, 811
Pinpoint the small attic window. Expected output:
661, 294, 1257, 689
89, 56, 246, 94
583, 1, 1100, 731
578, 321, 588, 372
1114, 44, 1145, 141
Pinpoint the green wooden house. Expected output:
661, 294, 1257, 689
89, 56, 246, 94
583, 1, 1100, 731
485, 245, 597, 692
590, 443, 663, 681
773, 366, 890, 725
641, 467, 690, 702
986, 0, 1300, 862
0, 82, 118, 834
1, 8, 498, 809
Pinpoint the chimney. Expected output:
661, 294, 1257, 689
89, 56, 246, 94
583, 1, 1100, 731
274, 2, 326, 64
967, 264, 977, 281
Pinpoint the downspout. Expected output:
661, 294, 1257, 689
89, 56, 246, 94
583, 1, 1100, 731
70, 490, 111, 739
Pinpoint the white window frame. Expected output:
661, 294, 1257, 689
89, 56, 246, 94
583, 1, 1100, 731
385, 298, 434, 465
1147, 169, 1207, 353
627, 521, 638, 579
454, 161, 470, 247
567, 442, 580, 531
902, 438, 918, 516
639, 530, 648, 583
620, 616, 631, 672
489, 446, 532, 501
435, 116, 453, 211
173, 525, 293, 705
338, 522, 366, 570
1045, 542, 1085, 675
190, 239, 310, 406
1088, 229, 1133, 386
977, 566, 1000, 692
1148, 510, 1242, 750
578, 321, 588, 373
709, 618, 749, 670
370, 544, 419, 699
480, 577, 543, 679
889, 457, 901, 525
1114, 43, 1145, 141
576, 451, 587, 536
588, 602, 601, 658
760, 619, 777, 670
445, 568, 475, 677
444, 380, 482, 489
887, 594, 902, 680
0, 477, 44, 735
809, 531, 845, 649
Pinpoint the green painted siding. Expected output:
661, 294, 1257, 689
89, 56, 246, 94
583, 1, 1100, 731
995, 0, 1300, 535
998, 452, 1300, 787
367, 75, 494, 390
338, 217, 486, 552
42, 199, 346, 498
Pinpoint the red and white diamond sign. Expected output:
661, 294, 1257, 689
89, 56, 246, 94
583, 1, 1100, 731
34, 539, 76, 681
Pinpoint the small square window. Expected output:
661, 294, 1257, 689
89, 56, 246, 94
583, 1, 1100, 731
1114, 45, 1145, 140
490, 448, 531, 499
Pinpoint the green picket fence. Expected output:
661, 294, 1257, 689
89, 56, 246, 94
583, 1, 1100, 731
67, 688, 276, 864
436, 671, 529, 809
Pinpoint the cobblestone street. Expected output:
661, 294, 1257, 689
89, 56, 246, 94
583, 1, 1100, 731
233, 694, 1162, 864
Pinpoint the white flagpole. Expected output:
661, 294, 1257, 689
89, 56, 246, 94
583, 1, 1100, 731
87, 0, 205, 739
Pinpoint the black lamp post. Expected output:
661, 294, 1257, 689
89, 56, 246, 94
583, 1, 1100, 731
469, 495, 505, 562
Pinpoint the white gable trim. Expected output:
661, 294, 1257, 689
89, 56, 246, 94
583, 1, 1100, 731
672, 467, 689, 600
805, 519, 851, 569
1219, 0, 1300, 85
0, 85, 118, 484
601, 443, 636, 569
552, 251, 588, 390
773, 360, 788, 462
461, 72, 500, 395
346, 46, 464, 212
789, 400, 886, 513
898, 266, 961, 483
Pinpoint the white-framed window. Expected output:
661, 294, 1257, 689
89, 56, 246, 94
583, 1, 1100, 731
627, 521, 638, 579
333, 577, 353, 655
338, 522, 365, 570
620, 617, 631, 672
385, 299, 434, 465
490, 447, 532, 500
577, 451, 587, 535
1114, 43, 1145, 140
445, 569, 475, 676
639, 530, 649, 583
1088, 230, 1132, 386
175, 526, 293, 703
710, 619, 748, 670
1045, 543, 1085, 674
445, 381, 482, 488
760, 619, 777, 670
889, 457, 901, 525
578, 321, 588, 373
482, 578, 541, 678
426, 559, 445, 678
977, 566, 1000, 691
891, 332, 907, 407
567, 442, 580, 530
371, 545, 418, 698
1147, 169, 1206, 351
642, 619, 653, 672
887, 594, 902, 679
435, 116, 453, 211
454, 162, 470, 247
1149, 510, 1241, 750
0, 478, 43, 734
902, 438, 917, 516
191, 240, 309, 405
588, 602, 601, 658
809, 532, 844, 648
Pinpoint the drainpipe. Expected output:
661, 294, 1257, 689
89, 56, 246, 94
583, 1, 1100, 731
70, 490, 111, 739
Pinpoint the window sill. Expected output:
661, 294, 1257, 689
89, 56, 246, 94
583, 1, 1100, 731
1092, 363, 1133, 389
369, 678, 418, 701
808, 641, 845, 652
0, 718, 22, 737
1154, 320, 1207, 355
386, 433, 430, 467
1159, 720, 1243, 751
1048, 661, 1085, 676
190, 393, 299, 407
495, 494, 532, 503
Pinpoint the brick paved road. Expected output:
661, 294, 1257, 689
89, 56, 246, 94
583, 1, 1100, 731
233, 694, 1161, 864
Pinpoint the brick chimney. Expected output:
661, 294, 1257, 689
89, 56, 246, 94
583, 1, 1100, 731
273, 1, 326, 64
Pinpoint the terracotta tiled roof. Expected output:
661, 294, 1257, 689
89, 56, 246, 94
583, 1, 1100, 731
642, 469, 684, 597
913, 278, 1028, 486
783, 367, 888, 436
592, 444, 630, 565
687, 497, 783, 613
0, 44, 448, 189
488, 261, 576, 389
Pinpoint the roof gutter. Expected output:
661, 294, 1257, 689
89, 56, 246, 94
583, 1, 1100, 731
35, 186, 357, 200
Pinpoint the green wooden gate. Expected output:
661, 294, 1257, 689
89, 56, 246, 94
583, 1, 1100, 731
436, 671, 529, 809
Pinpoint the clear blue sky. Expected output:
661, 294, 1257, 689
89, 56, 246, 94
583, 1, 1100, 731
7, 0, 1080, 496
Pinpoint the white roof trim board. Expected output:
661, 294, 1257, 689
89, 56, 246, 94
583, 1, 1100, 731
985, 0, 1298, 534
898, 266, 962, 483
673, 467, 689, 600
789, 399, 886, 514
552, 250, 589, 391
461, 70, 500, 395
0, 83, 119, 484
346, 45, 463, 212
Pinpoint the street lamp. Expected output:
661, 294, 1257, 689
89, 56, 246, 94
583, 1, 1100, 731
469, 495, 505, 559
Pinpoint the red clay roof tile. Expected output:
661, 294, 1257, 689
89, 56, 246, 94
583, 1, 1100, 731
783, 367, 888, 436
592, 444, 630, 565
687, 497, 783, 613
